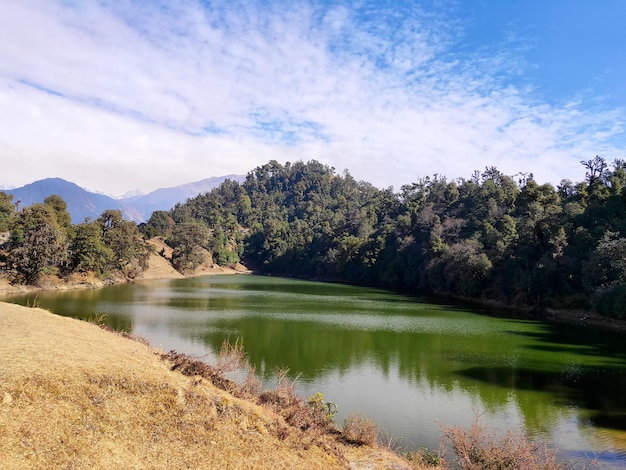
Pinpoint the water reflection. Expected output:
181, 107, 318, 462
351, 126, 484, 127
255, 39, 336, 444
4, 275, 626, 468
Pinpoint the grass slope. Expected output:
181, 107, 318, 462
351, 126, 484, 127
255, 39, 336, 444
0, 302, 425, 470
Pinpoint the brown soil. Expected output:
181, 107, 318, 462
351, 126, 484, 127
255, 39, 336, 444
143, 237, 185, 280
0, 277, 34, 295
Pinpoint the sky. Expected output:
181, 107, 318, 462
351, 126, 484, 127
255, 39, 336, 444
0, 0, 624, 197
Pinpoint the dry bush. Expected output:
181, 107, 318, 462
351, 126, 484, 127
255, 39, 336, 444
255, 368, 348, 465
242, 362, 263, 397
163, 351, 332, 432
23, 295, 41, 308
161, 341, 263, 403
442, 415, 565, 470
161, 349, 244, 397
259, 369, 336, 434
87, 312, 109, 327
162, 352, 338, 440
161, 345, 380, 467
216, 336, 247, 373
342, 414, 378, 446
404, 448, 444, 468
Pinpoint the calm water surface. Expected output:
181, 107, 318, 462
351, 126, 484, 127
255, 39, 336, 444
5, 275, 626, 468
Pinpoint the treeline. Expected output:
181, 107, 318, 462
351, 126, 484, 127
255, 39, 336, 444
0, 194, 149, 283
143, 157, 626, 318
2, 156, 625, 318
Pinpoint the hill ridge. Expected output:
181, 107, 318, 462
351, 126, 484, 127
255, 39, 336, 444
3, 175, 245, 223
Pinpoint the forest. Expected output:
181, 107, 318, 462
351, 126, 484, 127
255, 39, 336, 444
0, 197, 150, 283
2, 156, 626, 319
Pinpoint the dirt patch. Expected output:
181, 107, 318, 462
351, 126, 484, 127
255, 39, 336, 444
146, 236, 175, 259
0, 277, 34, 295
141, 251, 184, 280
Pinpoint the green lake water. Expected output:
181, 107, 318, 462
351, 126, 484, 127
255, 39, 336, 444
4, 274, 626, 468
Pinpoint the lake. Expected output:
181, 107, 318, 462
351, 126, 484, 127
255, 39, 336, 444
4, 274, 626, 468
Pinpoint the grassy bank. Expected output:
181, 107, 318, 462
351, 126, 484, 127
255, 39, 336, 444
0, 301, 436, 470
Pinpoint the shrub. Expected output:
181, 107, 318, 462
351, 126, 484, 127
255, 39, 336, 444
259, 369, 336, 434
592, 283, 626, 319
213, 248, 240, 266
308, 392, 337, 420
161, 349, 243, 398
216, 337, 247, 373
442, 415, 564, 470
404, 448, 443, 468
342, 414, 377, 446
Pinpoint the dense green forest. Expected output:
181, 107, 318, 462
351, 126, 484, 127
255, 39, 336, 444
2, 156, 626, 319
143, 156, 625, 319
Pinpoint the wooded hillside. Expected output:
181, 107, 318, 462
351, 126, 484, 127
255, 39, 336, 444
144, 157, 626, 319
3, 156, 626, 319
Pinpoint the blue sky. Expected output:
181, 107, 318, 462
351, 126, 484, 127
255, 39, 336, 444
0, 0, 624, 196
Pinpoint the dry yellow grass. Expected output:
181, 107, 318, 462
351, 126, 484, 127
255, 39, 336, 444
0, 302, 434, 470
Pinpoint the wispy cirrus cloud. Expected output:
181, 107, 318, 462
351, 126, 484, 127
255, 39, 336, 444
0, 0, 623, 195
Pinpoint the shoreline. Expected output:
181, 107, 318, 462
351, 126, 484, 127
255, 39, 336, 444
1, 249, 623, 334
0, 236, 252, 297
2, 279, 624, 336
0, 266, 249, 296
444, 293, 626, 334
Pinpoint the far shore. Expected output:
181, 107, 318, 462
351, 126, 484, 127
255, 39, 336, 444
1, 244, 624, 335
0, 236, 251, 297
0, 264, 249, 297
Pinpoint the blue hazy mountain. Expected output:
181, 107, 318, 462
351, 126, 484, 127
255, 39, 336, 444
122, 175, 245, 221
4, 175, 245, 224
6, 178, 127, 224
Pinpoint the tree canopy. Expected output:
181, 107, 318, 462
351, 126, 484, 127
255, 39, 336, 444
157, 157, 626, 319
1, 195, 150, 285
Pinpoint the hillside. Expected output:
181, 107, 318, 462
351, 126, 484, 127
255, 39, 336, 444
0, 302, 428, 470
158, 158, 626, 321
143, 237, 250, 279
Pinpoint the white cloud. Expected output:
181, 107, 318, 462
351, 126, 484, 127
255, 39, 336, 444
0, 0, 623, 196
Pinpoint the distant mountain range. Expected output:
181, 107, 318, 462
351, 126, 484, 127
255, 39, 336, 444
3, 175, 245, 224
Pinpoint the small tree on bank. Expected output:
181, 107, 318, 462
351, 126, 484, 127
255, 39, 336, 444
8, 203, 68, 284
